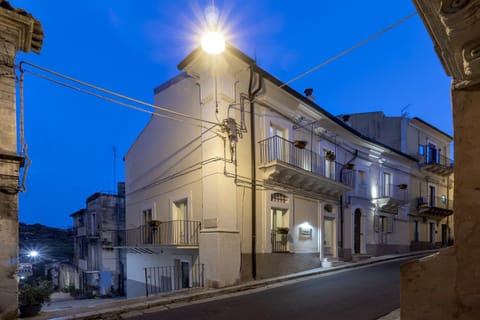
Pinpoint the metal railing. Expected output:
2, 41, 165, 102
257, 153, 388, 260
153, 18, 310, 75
418, 153, 453, 167
380, 183, 409, 201
258, 135, 354, 186
417, 196, 453, 210
271, 231, 289, 253
144, 263, 204, 297
124, 220, 201, 246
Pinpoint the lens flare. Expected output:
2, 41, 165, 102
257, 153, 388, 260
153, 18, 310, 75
201, 31, 226, 54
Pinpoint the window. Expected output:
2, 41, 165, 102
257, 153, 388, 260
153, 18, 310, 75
79, 238, 88, 259
429, 186, 436, 207
374, 215, 393, 233
418, 144, 424, 156
142, 208, 153, 244
383, 172, 392, 197
271, 192, 288, 204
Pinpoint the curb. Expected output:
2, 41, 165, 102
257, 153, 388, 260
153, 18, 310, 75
39, 250, 437, 320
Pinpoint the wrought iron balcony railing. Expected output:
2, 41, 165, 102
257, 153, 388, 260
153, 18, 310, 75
259, 135, 354, 186
124, 220, 201, 247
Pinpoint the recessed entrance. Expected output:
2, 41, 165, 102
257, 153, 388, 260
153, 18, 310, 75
354, 209, 362, 254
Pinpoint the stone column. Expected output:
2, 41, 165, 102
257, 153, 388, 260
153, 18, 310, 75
402, 1, 480, 319
0, 1, 42, 319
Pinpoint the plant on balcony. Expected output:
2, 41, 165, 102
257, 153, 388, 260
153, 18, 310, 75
149, 220, 161, 227
325, 150, 335, 161
324, 204, 333, 212
344, 163, 355, 170
276, 227, 289, 234
398, 184, 408, 189
293, 140, 307, 149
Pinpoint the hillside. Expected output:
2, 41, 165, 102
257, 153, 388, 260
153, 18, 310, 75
19, 222, 74, 263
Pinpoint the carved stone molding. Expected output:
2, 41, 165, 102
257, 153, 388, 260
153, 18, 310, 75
413, 0, 480, 88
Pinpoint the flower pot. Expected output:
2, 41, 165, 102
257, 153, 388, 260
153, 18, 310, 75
398, 184, 408, 190
19, 304, 42, 317
293, 140, 307, 149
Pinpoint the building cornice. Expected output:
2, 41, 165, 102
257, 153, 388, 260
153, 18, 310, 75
0, 1, 43, 54
413, 0, 480, 89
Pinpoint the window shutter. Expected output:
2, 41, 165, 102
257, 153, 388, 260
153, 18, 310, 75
387, 216, 394, 233
374, 215, 380, 233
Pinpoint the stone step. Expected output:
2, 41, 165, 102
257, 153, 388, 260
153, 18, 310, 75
352, 254, 372, 262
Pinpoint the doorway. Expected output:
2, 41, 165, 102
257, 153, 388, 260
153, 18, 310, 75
354, 209, 362, 254
441, 224, 448, 246
323, 218, 335, 257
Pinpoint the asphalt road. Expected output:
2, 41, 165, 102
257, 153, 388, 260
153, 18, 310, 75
130, 257, 414, 320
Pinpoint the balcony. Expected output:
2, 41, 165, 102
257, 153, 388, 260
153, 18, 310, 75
418, 153, 453, 176
373, 184, 409, 213
124, 220, 201, 248
258, 136, 353, 198
417, 196, 453, 218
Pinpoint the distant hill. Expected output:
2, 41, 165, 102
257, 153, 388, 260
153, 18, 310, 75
19, 222, 74, 264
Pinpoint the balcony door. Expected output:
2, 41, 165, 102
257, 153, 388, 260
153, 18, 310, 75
269, 124, 287, 162
173, 199, 188, 244
426, 143, 438, 164
323, 149, 335, 180
142, 209, 153, 244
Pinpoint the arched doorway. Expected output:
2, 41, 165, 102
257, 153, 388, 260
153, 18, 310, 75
354, 209, 362, 254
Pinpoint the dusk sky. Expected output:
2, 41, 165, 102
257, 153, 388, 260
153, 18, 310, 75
13, 0, 452, 229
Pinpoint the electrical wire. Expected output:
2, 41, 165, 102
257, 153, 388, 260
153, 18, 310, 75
279, 12, 417, 88
19, 61, 220, 127
22, 69, 210, 130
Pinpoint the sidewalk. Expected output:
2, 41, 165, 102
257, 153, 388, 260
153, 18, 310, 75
32, 250, 435, 320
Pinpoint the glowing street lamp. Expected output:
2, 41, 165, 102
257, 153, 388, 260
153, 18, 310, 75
28, 250, 39, 258
201, 31, 225, 55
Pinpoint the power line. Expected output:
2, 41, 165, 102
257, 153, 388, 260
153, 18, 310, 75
279, 12, 417, 88
19, 61, 220, 127
22, 68, 209, 129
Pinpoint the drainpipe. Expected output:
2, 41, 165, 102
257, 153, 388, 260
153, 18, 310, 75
339, 150, 358, 259
249, 65, 263, 280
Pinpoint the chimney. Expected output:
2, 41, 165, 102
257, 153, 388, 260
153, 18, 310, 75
342, 115, 351, 126
304, 88, 315, 101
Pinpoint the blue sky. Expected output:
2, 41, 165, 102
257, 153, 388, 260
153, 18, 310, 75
13, 0, 452, 229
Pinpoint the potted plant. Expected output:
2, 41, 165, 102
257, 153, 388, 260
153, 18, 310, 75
18, 279, 53, 317
325, 150, 335, 161
324, 204, 333, 212
293, 140, 307, 149
276, 227, 289, 234
398, 184, 408, 189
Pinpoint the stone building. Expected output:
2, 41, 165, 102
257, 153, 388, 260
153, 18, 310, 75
340, 112, 454, 251
402, 1, 480, 319
0, 1, 43, 318
71, 183, 126, 296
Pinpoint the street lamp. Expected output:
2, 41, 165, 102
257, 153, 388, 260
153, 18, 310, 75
201, 31, 225, 55
28, 250, 39, 258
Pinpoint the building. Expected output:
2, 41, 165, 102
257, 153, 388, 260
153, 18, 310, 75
0, 1, 43, 318
341, 112, 454, 251
401, 1, 480, 318
71, 183, 126, 296
123, 44, 430, 297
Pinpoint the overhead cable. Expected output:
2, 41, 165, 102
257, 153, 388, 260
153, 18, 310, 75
19, 61, 220, 127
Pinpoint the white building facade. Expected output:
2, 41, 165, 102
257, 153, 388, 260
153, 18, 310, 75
124, 46, 422, 297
